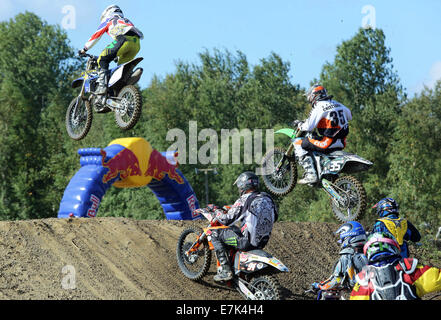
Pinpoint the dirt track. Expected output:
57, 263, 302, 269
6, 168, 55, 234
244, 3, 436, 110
0, 217, 439, 300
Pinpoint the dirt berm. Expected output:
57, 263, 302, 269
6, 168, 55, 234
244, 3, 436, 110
0, 217, 439, 300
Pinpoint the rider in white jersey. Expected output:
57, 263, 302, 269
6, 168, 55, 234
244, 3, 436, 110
293, 84, 352, 184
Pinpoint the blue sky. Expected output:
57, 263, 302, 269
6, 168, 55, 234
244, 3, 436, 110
1, 0, 441, 97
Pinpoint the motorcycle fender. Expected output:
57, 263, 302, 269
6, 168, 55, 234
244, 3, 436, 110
126, 68, 143, 86
71, 77, 84, 88
343, 154, 373, 165
265, 256, 289, 272
275, 128, 296, 139
235, 252, 289, 273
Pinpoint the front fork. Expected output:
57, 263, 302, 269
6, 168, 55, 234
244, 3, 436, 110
185, 232, 206, 259
274, 143, 295, 175
72, 84, 87, 120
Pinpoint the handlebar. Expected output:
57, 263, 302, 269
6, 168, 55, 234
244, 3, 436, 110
78, 51, 117, 63
78, 51, 96, 60
194, 205, 226, 227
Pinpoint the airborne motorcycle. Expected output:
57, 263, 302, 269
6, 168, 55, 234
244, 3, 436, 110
176, 206, 289, 300
260, 127, 373, 222
66, 53, 143, 140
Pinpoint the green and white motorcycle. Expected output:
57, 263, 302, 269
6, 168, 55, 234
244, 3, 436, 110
260, 127, 373, 222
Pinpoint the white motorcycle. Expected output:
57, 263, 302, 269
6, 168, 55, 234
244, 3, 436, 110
66, 53, 143, 140
261, 127, 373, 222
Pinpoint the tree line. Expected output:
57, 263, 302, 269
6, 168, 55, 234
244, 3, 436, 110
0, 12, 439, 236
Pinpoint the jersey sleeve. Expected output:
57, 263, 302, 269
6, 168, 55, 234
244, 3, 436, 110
300, 107, 321, 132
411, 265, 441, 297
84, 20, 109, 50
216, 198, 243, 226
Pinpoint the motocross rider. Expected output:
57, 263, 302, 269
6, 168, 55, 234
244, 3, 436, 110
350, 232, 441, 300
293, 84, 352, 185
311, 221, 368, 296
371, 197, 421, 258
78, 5, 143, 97
208, 171, 278, 282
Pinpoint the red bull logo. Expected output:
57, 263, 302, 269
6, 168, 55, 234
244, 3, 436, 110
87, 194, 100, 217
144, 149, 184, 184
101, 148, 142, 184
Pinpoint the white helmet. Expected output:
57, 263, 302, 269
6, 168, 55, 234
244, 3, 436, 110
100, 4, 123, 23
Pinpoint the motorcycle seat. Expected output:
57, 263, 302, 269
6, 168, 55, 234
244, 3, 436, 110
241, 249, 272, 258
325, 150, 351, 157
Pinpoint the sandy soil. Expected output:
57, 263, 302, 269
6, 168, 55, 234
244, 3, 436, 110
0, 217, 438, 300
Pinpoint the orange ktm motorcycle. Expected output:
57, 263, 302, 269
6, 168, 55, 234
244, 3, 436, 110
176, 205, 289, 300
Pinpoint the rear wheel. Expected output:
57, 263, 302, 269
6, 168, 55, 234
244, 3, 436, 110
261, 147, 297, 196
176, 226, 212, 281
248, 275, 282, 300
115, 85, 142, 130
66, 97, 92, 140
330, 175, 367, 222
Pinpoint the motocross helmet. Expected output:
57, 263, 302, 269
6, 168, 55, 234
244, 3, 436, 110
373, 197, 399, 218
335, 221, 367, 249
233, 171, 259, 196
305, 84, 331, 105
363, 232, 401, 264
100, 4, 123, 23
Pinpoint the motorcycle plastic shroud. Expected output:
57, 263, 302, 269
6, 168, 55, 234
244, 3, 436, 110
320, 151, 373, 176
233, 249, 289, 274
71, 72, 97, 92
108, 57, 143, 88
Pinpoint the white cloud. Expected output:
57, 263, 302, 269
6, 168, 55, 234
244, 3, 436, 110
411, 61, 441, 95
427, 61, 441, 88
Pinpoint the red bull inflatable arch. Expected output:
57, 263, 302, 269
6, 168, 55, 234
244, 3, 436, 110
57, 137, 201, 220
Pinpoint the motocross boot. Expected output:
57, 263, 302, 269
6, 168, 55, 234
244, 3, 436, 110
95, 69, 109, 96
213, 250, 233, 282
298, 155, 318, 185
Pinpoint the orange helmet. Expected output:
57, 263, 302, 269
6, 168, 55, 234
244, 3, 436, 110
305, 84, 330, 105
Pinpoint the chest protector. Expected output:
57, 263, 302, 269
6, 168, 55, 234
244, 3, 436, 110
358, 259, 419, 300
377, 217, 408, 245
239, 192, 277, 248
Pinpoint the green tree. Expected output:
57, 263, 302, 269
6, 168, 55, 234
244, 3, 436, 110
0, 12, 79, 219
388, 81, 441, 227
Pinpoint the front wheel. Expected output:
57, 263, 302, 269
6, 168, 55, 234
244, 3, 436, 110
66, 97, 92, 140
330, 175, 367, 222
176, 226, 212, 281
248, 275, 283, 300
115, 85, 142, 130
261, 147, 297, 197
